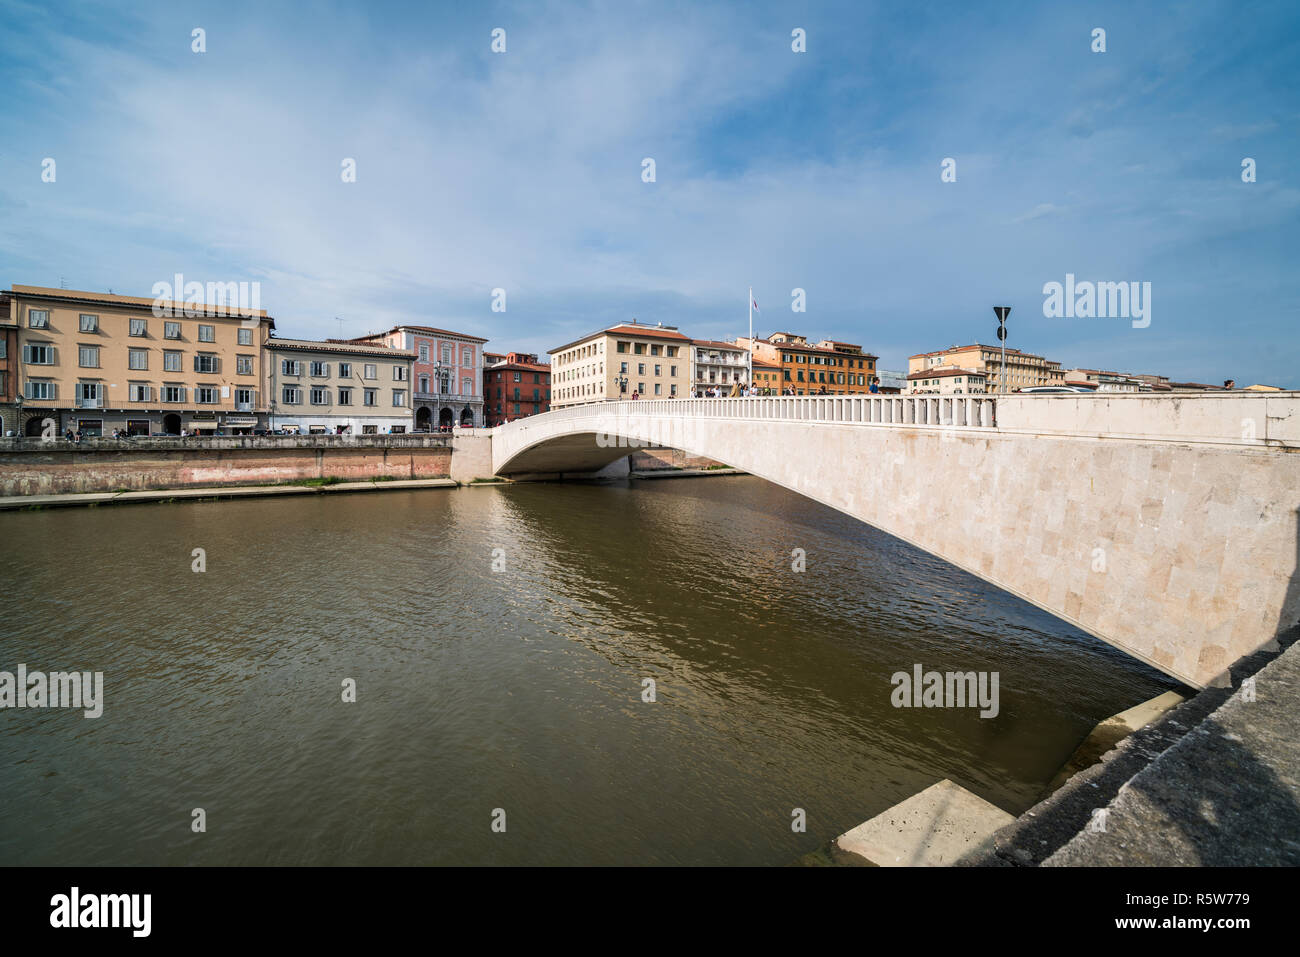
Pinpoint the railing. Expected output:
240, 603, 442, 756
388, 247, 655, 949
532, 395, 998, 429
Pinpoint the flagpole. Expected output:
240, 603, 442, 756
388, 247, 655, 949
747, 285, 753, 393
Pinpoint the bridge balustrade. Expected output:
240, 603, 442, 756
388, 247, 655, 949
528, 395, 997, 430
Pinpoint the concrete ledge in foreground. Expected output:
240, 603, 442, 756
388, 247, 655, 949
833, 779, 1014, 866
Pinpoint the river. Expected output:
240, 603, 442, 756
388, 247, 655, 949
0, 476, 1175, 865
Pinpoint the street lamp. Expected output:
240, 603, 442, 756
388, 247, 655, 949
613, 373, 628, 399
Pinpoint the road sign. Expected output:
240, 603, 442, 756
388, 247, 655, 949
993, 306, 1011, 322
996, 326, 1007, 340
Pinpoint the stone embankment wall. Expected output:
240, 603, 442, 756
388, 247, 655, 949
0, 435, 454, 495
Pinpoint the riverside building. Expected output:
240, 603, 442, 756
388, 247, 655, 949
2, 284, 274, 436
909, 343, 1065, 393
265, 337, 414, 434
343, 326, 487, 429
550, 319, 690, 406
737, 333, 877, 395
485, 352, 551, 425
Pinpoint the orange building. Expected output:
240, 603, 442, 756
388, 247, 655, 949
737, 332, 878, 395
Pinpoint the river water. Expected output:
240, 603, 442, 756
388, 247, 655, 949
0, 476, 1175, 865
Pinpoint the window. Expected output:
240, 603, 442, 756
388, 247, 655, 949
654, 364, 661, 376
79, 314, 98, 332
514, 404, 521, 415
75, 382, 102, 407
130, 318, 148, 337
129, 383, 151, 402
513, 371, 522, 382
441, 345, 451, 363
311, 387, 330, 405
196, 386, 219, 404
164, 351, 182, 372
362, 424, 378, 435
670, 365, 677, 377
419, 375, 430, 392
0, 338, 5, 359
25, 380, 55, 400
237, 356, 254, 375
419, 344, 429, 363
28, 309, 49, 328
637, 382, 645, 394
235, 388, 254, 408
634, 343, 645, 355
281, 386, 301, 404
513, 387, 520, 400
310, 361, 329, 377
654, 383, 662, 395
194, 354, 220, 374
338, 387, 353, 406
637, 363, 645, 375
165, 321, 181, 339
128, 349, 148, 370
339, 362, 352, 378
462, 377, 471, 395
281, 359, 301, 375
667, 346, 678, 358
392, 390, 406, 407
364, 389, 377, 406
198, 324, 215, 342
462, 349, 471, 366
394, 366, 408, 381
163, 385, 187, 403
238, 328, 253, 346
23, 343, 55, 364
79, 345, 100, 368
364, 364, 377, 379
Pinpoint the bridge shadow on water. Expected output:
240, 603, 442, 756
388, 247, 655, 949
489, 473, 1190, 839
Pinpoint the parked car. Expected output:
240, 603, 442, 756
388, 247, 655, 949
1017, 386, 1094, 394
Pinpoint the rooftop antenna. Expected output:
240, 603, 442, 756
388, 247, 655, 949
335, 316, 344, 338
59, 276, 68, 289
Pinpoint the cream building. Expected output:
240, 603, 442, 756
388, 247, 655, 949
906, 367, 988, 394
550, 320, 690, 406
909, 344, 1064, 393
265, 338, 415, 433
1063, 369, 1142, 393
4, 284, 273, 436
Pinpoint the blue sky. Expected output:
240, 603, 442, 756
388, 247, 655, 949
1, 0, 1297, 385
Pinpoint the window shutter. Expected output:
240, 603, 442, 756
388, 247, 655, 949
22, 344, 30, 363
214, 356, 221, 374
323, 363, 329, 377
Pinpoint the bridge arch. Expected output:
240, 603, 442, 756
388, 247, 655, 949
492, 394, 1300, 689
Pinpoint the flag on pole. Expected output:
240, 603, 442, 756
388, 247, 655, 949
751, 295, 760, 313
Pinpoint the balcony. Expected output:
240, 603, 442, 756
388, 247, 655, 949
235, 402, 255, 412
75, 397, 104, 409
414, 392, 480, 403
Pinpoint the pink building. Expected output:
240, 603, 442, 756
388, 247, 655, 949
345, 325, 488, 429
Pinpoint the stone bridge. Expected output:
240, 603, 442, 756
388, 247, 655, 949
493, 393, 1300, 689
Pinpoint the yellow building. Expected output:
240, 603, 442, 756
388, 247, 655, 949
4, 285, 274, 436
908, 343, 1064, 393
550, 320, 691, 405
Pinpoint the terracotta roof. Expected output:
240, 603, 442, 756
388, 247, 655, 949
907, 367, 985, 380
752, 358, 781, 368
8, 284, 272, 321
909, 344, 1049, 361
266, 337, 415, 357
692, 339, 746, 350
350, 325, 488, 344
550, 322, 688, 354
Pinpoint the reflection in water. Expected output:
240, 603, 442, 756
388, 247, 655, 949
0, 477, 1175, 865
